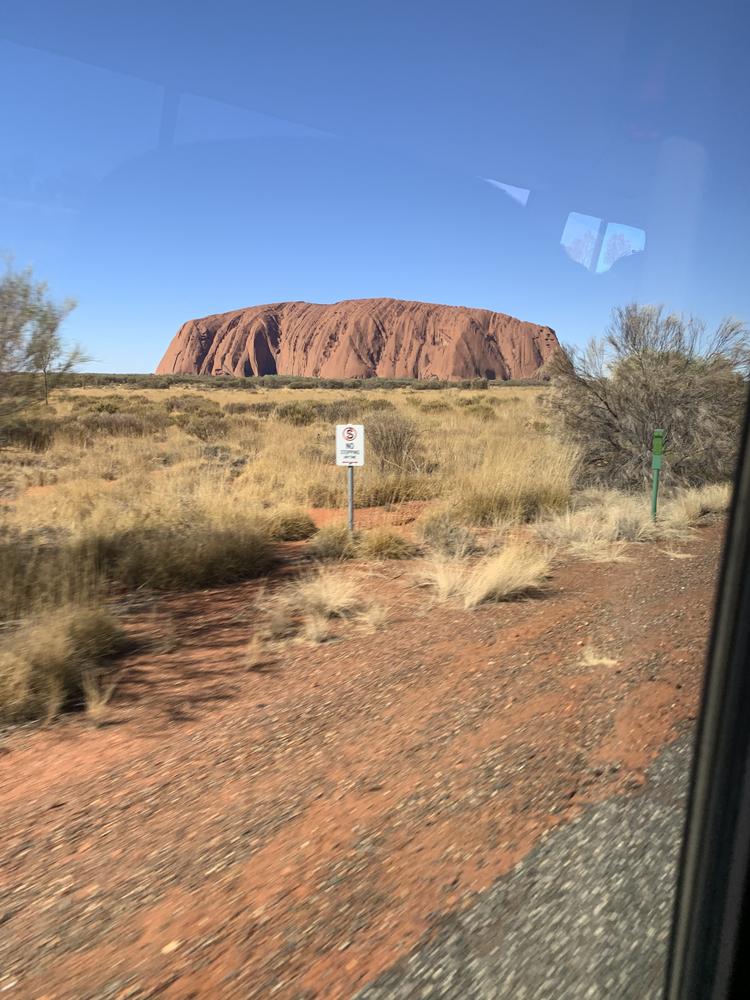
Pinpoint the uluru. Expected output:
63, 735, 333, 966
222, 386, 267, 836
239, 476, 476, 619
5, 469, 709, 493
155, 298, 559, 381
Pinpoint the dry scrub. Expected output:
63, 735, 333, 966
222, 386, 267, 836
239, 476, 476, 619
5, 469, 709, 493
0, 382, 732, 723
462, 543, 552, 608
0, 606, 126, 723
533, 483, 731, 563
418, 542, 552, 608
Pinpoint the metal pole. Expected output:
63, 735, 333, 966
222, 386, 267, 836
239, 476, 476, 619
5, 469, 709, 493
651, 428, 664, 520
347, 466, 354, 533
651, 466, 661, 521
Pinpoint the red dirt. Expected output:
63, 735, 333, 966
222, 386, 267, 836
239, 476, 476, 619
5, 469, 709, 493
309, 501, 429, 530
0, 525, 723, 999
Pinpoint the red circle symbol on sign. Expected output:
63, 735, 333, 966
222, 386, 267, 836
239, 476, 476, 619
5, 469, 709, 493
343, 426, 357, 442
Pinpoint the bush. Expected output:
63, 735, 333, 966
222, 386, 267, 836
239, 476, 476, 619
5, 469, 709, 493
248, 402, 278, 418
419, 510, 476, 557
64, 412, 167, 441
307, 480, 345, 508
174, 413, 227, 441
275, 401, 320, 426
164, 395, 221, 415
354, 528, 416, 560
0, 417, 55, 451
307, 523, 355, 560
223, 401, 253, 414
267, 509, 317, 541
546, 304, 749, 488
366, 412, 421, 472
415, 400, 452, 414
0, 606, 127, 722
92, 520, 274, 589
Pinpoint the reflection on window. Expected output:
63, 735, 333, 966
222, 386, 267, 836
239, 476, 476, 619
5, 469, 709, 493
561, 212, 645, 273
484, 178, 531, 206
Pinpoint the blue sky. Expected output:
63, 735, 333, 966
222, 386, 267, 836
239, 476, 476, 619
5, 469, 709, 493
2, 0, 749, 372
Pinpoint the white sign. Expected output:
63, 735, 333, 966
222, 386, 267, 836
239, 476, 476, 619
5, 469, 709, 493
335, 424, 365, 467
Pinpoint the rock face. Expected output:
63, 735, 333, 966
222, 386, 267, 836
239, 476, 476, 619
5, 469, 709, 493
156, 298, 559, 381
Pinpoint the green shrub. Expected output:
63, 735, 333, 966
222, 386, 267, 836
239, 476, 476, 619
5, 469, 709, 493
275, 401, 321, 426
248, 402, 278, 418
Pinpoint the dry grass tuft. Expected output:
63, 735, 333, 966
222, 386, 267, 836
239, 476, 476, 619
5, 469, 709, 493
462, 543, 552, 608
534, 483, 732, 564
659, 548, 696, 560
416, 560, 466, 602
289, 569, 362, 621
300, 612, 332, 644
243, 634, 267, 670
358, 602, 389, 632
534, 509, 631, 563
82, 668, 120, 724
660, 483, 732, 529
0, 606, 127, 723
307, 523, 354, 561
580, 645, 619, 668
355, 528, 416, 561
266, 508, 317, 541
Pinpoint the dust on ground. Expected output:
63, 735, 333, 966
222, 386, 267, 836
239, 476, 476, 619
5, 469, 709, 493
0, 524, 723, 999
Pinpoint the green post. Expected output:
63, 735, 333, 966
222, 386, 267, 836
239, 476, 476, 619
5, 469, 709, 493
651, 428, 664, 520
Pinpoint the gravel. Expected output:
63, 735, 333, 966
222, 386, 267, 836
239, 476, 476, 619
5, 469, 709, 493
357, 732, 693, 1000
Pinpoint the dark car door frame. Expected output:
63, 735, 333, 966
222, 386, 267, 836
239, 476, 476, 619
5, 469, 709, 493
666, 390, 750, 999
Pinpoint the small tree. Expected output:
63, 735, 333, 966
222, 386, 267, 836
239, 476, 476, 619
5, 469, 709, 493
24, 299, 84, 404
0, 260, 84, 417
546, 303, 749, 489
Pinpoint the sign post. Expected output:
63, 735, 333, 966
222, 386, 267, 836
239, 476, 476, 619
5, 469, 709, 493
335, 424, 365, 532
651, 428, 664, 520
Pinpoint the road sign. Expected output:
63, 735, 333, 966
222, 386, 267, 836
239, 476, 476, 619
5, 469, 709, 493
336, 424, 365, 467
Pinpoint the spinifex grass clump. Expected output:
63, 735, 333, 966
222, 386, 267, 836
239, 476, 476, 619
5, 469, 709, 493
0, 606, 128, 723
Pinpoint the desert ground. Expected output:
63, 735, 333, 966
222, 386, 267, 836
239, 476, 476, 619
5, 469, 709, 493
0, 382, 729, 998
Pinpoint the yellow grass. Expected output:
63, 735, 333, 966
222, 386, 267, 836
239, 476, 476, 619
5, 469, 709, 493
0, 383, 733, 722
0, 606, 125, 723
580, 646, 619, 668
416, 560, 466, 602
462, 542, 552, 608
534, 482, 732, 563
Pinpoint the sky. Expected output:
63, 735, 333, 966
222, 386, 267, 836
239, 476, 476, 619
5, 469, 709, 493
2, 0, 749, 372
